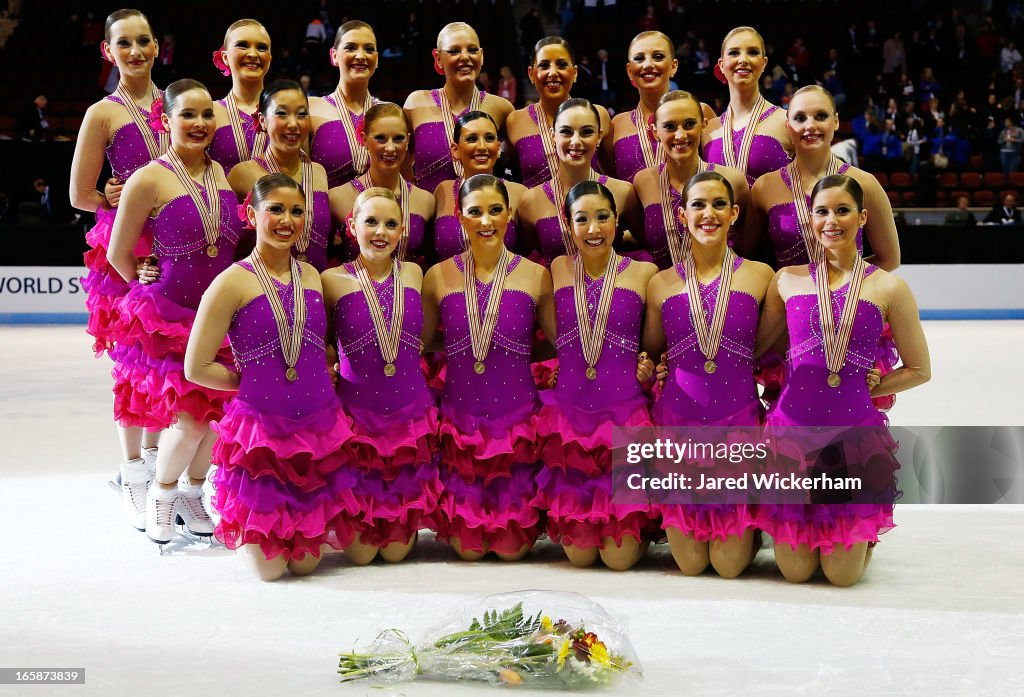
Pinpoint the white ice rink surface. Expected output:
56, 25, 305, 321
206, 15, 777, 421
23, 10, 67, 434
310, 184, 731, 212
1, 323, 1022, 697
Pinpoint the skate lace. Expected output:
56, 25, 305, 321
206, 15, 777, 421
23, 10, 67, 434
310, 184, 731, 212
125, 480, 148, 513
152, 493, 178, 527
179, 491, 211, 523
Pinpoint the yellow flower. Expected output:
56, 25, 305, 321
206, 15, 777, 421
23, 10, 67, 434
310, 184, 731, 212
556, 638, 571, 672
590, 641, 611, 667
541, 615, 553, 631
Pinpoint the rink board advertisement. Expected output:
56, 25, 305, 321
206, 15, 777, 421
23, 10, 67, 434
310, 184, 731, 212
0, 267, 88, 322
0, 264, 1022, 322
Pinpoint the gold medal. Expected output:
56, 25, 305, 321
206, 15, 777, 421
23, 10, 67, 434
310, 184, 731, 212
206, 244, 219, 258
384, 363, 396, 377
286, 367, 298, 382
827, 372, 841, 388
474, 360, 486, 375
586, 366, 598, 380
704, 360, 717, 374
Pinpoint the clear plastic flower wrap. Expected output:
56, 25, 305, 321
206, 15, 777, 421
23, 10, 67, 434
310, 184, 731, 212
338, 590, 643, 689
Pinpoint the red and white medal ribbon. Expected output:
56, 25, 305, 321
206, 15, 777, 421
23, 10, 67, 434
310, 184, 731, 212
264, 148, 315, 260
332, 88, 374, 175
115, 82, 168, 159
225, 92, 267, 162
532, 103, 560, 184
632, 105, 663, 170
249, 249, 306, 381
682, 245, 736, 374
163, 148, 222, 257
572, 250, 619, 380
787, 155, 843, 261
437, 87, 481, 179
660, 160, 709, 266
721, 94, 767, 175
359, 174, 412, 260
463, 247, 512, 375
815, 255, 866, 388
353, 258, 404, 376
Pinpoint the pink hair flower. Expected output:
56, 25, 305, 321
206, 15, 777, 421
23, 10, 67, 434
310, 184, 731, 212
212, 47, 231, 76
148, 97, 167, 133
237, 190, 255, 227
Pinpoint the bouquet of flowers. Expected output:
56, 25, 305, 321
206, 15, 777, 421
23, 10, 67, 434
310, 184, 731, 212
338, 590, 642, 689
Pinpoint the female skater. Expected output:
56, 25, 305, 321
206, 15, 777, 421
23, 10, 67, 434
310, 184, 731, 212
634, 90, 748, 269
518, 98, 640, 265
433, 111, 526, 261
329, 102, 434, 265
309, 20, 380, 188
756, 174, 930, 586
422, 174, 554, 560
404, 22, 514, 194
208, 19, 272, 174
322, 188, 441, 564
644, 171, 773, 577
71, 9, 167, 501
107, 79, 239, 543
229, 80, 332, 271
506, 36, 611, 188
185, 174, 360, 580
535, 181, 657, 570
702, 26, 791, 185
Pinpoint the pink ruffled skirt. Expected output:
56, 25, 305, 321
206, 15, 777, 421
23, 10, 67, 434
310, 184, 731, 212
211, 397, 361, 562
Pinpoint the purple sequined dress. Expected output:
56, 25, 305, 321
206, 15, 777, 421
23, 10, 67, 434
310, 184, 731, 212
434, 179, 518, 261
250, 156, 332, 272
412, 89, 488, 194
534, 257, 654, 548
333, 263, 441, 547
757, 263, 898, 554
642, 162, 717, 270
309, 93, 374, 188
702, 106, 791, 185
81, 94, 162, 356
533, 175, 610, 266
212, 261, 360, 561
435, 254, 542, 554
652, 257, 763, 540
111, 164, 240, 429
611, 111, 658, 183
513, 104, 602, 188
207, 100, 259, 175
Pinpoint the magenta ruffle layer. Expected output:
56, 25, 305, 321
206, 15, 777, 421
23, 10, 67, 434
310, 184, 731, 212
211, 397, 355, 490
211, 398, 361, 561
756, 415, 899, 555
434, 462, 543, 555
532, 467, 654, 549
437, 406, 539, 484
110, 288, 232, 428
346, 402, 439, 477
536, 398, 650, 478
80, 208, 151, 356
656, 504, 759, 542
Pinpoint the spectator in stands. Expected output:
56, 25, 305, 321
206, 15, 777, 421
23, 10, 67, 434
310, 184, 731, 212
882, 31, 907, 76
519, 7, 544, 67
906, 118, 928, 176
898, 72, 915, 102
998, 117, 1024, 177
983, 192, 1022, 224
918, 67, 940, 107
33, 178, 53, 222
787, 37, 811, 71
880, 118, 904, 173
883, 97, 900, 124
498, 66, 517, 107
636, 4, 658, 32
305, 15, 327, 70
944, 196, 977, 225
595, 49, 618, 113
19, 95, 50, 142
822, 70, 847, 112
156, 34, 176, 84
1001, 41, 1022, 73
981, 116, 1002, 172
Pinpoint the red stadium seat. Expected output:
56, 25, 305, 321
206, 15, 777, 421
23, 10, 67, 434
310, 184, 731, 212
935, 191, 949, 206
901, 191, 917, 205
999, 189, 1019, 202
938, 172, 959, 188
886, 191, 901, 207
984, 172, 1007, 188
949, 190, 970, 205
973, 190, 995, 206
62, 116, 84, 136
969, 154, 984, 171
1010, 172, 1024, 188
890, 172, 913, 189
872, 172, 889, 187
960, 172, 983, 189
